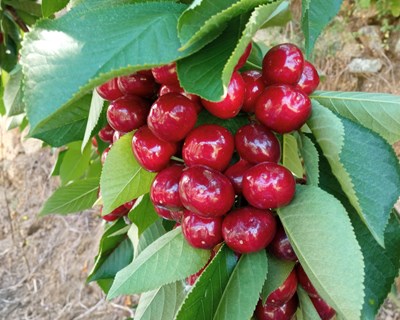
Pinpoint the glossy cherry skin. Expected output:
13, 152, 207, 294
268, 222, 297, 261
152, 63, 179, 85
107, 96, 150, 133
201, 72, 245, 119
296, 61, 320, 95
262, 43, 304, 86
182, 124, 234, 172
98, 124, 115, 143
222, 206, 277, 253
310, 296, 336, 320
224, 159, 253, 194
154, 205, 184, 221
234, 42, 253, 71
118, 71, 157, 98
241, 70, 265, 113
182, 210, 223, 249
112, 130, 126, 143
296, 265, 319, 298
101, 204, 129, 222
159, 84, 202, 113
131, 126, 178, 172
179, 165, 235, 217
242, 162, 296, 209
235, 123, 281, 164
266, 270, 298, 306
255, 85, 311, 134
147, 93, 198, 142
101, 146, 111, 165
123, 199, 137, 211
254, 295, 298, 320
96, 78, 124, 101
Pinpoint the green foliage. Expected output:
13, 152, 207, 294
282, 133, 303, 178
3, 65, 24, 116
297, 286, 321, 320
128, 194, 160, 236
42, 0, 70, 17
59, 142, 92, 185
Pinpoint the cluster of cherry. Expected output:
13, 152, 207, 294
93, 43, 334, 319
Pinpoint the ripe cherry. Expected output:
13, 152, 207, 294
224, 159, 253, 195
123, 199, 137, 211
266, 270, 298, 306
107, 96, 150, 133
101, 204, 129, 222
296, 265, 319, 298
235, 123, 281, 164
242, 162, 295, 209
131, 126, 178, 172
118, 70, 157, 98
254, 295, 298, 320
268, 222, 297, 261
98, 124, 115, 143
179, 165, 235, 217
201, 72, 245, 119
147, 93, 198, 142
101, 146, 111, 165
154, 205, 184, 221
91, 137, 98, 148
112, 130, 126, 143
241, 70, 265, 113
182, 210, 223, 249
234, 42, 253, 71
222, 206, 277, 253
310, 296, 336, 320
262, 43, 304, 85
159, 84, 202, 113
255, 85, 311, 134
152, 63, 179, 85
296, 61, 320, 95
182, 124, 234, 172
96, 78, 124, 101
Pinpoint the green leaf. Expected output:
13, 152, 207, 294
278, 185, 364, 320
128, 193, 160, 236
107, 227, 210, 299
297, 285, 320, 320
195, 109, 250, 135
282, 134, 303, 178
59, 142, 92, 185
137, 220, 166, 255
311, 91, 400, 144
50, 149, 67, 177
100, 132, 156, 215
81, 90, 104, 152
96, 279, 114, 294
42, 0, 70, 17
301, 0, 342, 57
298, 134, 319, 186
3, 65, 24, 116
135, 281, 186, 320
40, 177, 99, 215
5, 0, 42, 17
175, 245, 238, 320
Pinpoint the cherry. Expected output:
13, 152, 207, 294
159, 84, 202, 113
118, 70, 157, 98
112, 130, 125, 143
255, 85, 311, 134
101, 204, 129, 222
222, 206, 277, 253
201, 72, 245, 119
154, 205, 184, 221
224, 159, 253, 195
131, 126, 178, 172
182, 124, 234, 172
234, 42, 253, 71
296, 265, 319, 298
91, 136, 98, 148
179, 165, 235, 217
147, 93, 198, 142
235, 123, 281, 164
152, 63, 179, 85
182, 210, 223, 249
123, 199, 137, 211
268, 222, 297, 261
262, 43, 304, 86
310, 296, 336, 320
98, 124, 115, 143
296, 61, 320, 95
254, 295, 298, 320
242, 162, 295, 209
96, 78, 124, 101
101, 145, 111, 165
241, 70, 265, 113
107, 96, 150, 133
266, 270, 298, 306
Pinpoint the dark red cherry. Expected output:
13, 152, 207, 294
179, 165, 235, 217
235, 123, 281, 164
152, 63, 179, 85
96, 78, 124, 101
296, 265, 319, 298
147, 93, 198, 142
182, 124, 234, 172
224, 159, 253, 194
296, 61, 320, 95
159, 84, 202, 113
98, 124, 115, 143
101, 204, 129, 222
254, 295, 298, 320
269, 222, 297, 261
112, 130, 126, 143
242, 162, 295, 209
182, 210, 223, 249
222, 206, 277, 253
101, 145, 111, 165
262, 43, 304, 86
267, 270, 298, 306
234, 42, 253, 71
123, 199, 137, 211
241, 70, 265, 113
255, 85, 311, 134
201, 72, 245, 119
107, 96, 150, 133
310, 296, 336, 320
131, 126, 178, 172
118, 71, 157, 98
154, 205, 184, 221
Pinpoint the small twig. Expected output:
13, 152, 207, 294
4, 6, 29, 32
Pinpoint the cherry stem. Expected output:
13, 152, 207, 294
5, 6, 29, 33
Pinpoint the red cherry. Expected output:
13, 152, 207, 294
267, 270, 298, 306
182, 124, 234, 172
118, 71, 157, 98
235, 123, 281, 164
222, 206, 277, 253
234, 42, 253, 71
268, 222, 297, 261
224, 159, 253, 195
159, 84, 202, 113
255, 295, 298, 320
98, 124, 115, 143
262, 43, 304, 85
91, 136, 98, 148
153, 205, 184, 221
96, 78, 124, 101
112, 130, 126, 143
179, 165, 235, 217
241, 70, 265, 113
131, 126, 178, 172
201, 72, 245, 119
296, 61, 320, 95
296, 265, 319, 298
182, 210, 223, 249
101, 204, 129, 221
101, 145, 111, 165
147, 93, 198, 142
107, 96, 150, 133
152, 63, 179, 85
255, 85, 311, 134
242, 162, 295, 209
310, 296, 336, 320
123, 199, 137, 210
